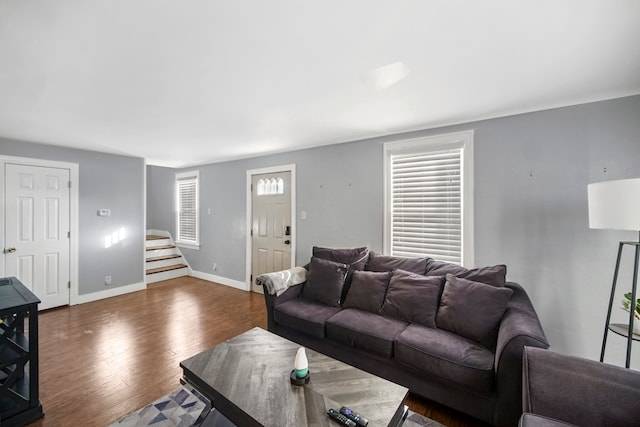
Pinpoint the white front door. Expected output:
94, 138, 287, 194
251, 171, 292, 293
4, 163, 71, 310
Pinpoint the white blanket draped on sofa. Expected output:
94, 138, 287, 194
256, 266, 307, 296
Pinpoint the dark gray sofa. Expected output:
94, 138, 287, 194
520, 346, 640, 427
260, 248, 549, 427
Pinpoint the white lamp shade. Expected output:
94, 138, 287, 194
588, 178, 640, 230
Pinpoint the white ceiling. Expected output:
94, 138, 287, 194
1, 1, 639, 168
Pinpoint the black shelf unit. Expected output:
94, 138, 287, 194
0, 277, 43, 427
600, 240, 640, 368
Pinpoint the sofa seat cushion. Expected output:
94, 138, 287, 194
273, 298, 342, 338
326, 309, 409, 358
395, 324, 495, 393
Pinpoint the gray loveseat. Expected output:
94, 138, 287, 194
259, 247, 549, 427
520, 346, 640, 427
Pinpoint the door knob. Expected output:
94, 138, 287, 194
284, 240, 291, 245
4, 247, 16, 253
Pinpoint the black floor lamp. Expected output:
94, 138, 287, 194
588, 177, 640, 368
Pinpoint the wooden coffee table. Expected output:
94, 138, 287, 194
180, 327, 409, 427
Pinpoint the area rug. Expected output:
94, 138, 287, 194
108, 385, 210, 427
108, 385, 444, 427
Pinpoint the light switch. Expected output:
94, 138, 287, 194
301, 210, 307, 220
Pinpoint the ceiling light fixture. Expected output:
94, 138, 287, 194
369, 62, 409, 90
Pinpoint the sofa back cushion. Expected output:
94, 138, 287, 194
380, 269, 444, 328
437, 274, 513, 349
424, 258, 507, 287
342, 270, 391, 313
312, 246, 369, 270
365, 252, 427, 275
301, 257, 349, 307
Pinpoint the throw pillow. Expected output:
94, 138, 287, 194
436, 274, 513, 349
301, 257, 349, 307
424, 258, 507, 287
366, 252, 427, 275
380, 269, 444, 328
312, 246, 370, 300
342, 270, 391, 313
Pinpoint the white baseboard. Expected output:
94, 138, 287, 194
74, 272, 247, 305
191, 270, 248, 291
75, 281, 147, 305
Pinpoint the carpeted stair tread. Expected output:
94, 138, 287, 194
146, 254, 182, 262
146, 264, 188, 275
146, 245, 176, 251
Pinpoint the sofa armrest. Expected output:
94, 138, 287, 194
492, 282, 549, 427
523, 346, 640, 427
263, 282, 304, 331
496, 283, 549, 368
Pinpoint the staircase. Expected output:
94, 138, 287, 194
145, 232, 190, 283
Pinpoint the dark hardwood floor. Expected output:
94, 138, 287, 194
28, 276, 488, 427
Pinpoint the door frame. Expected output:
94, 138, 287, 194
245, 164, 296, 291
0, 155, 79, 306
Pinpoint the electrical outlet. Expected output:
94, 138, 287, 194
212, 263, 217, 271
105, 275, 112, 285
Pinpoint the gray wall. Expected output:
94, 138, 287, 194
0, 138, 145, 295
147, 140, 383, 280
146, 164, 175, 233
147, 95, 640, 367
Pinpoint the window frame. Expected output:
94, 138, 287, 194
175, 170, 200, 250
383, 130, 474, 266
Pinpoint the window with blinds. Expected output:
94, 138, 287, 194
384, 131, 474, 266
176, 171, 199, 248
390, 148, 461, 262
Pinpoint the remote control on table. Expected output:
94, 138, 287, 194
339, 406, 369, 426
327, 408, 357, 427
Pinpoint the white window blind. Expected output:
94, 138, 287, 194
384, 131, 474, 266
176, 171, 199, 247
390, 149, 461, 263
